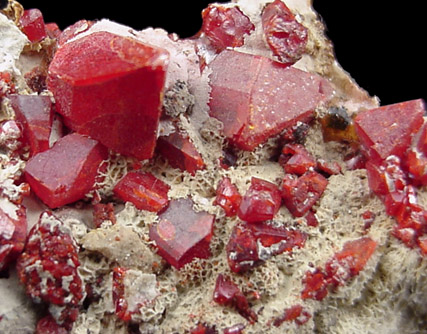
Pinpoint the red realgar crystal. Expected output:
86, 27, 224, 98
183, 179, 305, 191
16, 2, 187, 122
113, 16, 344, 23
24, 133, 108, 209
113, 171, 170, 213
47, 31, 169, 160
10, 94, 53, 156
280, 143, 316, 176
262, 0, 308, 64
149, 198, 215, 269
209, 50, 332, 151
19, 9, 47, 43
272, 304, 311, 327
213, 177, 242, 217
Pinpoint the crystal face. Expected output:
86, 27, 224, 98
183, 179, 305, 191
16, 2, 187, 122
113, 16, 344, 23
208, 50, 333, 150
213, 177, 242, 217
47, 31, 169, 160
19, 9, 47, 43
24, 133, 108, 208
149, 198, 215, 269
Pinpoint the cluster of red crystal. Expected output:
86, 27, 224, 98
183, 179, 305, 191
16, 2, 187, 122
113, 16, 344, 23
226, 222, 306, 273
301, 237, 377, 300
0, 203, 27, 272
47, 31, 169, 160
271, 304, 311, 327
113, 171, 170, 212
200, 4, 255, 52
19, 8, 47, 43
24, 133, 108, 209
156, 130, 205, 175
35, 315, 68, 334
213, 177, 242, 217
262, 0, 308, 64
213, 274, 257, 323
208, 49, 332, 151
16, 211, 85, 328
354, 99, 427, 253
0, 72, 16, 101
92, 202, 116, 228
149, 198, 215, 269
10, 94, 53, 156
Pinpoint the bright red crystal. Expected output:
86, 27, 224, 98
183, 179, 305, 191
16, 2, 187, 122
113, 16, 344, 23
209, 50, 332, 150
213, 177, 242, 217
113, 171, 170, 213
280, 143, 316, 175
16, 211, 84, 327
272, 304, 311, 327
0, 202, 27, 272
47, 31, 169, 160
45, 22, 61, 39
200, 4, 254, 52
316, 159, 342, 176
281, 171, 328, 217
10, 94, 53, 156
24, 133, 108, 209
237, 177, 281, 223
354, 99, 425, 162
156, 130, 205, 175
262, 0, 308, 64
0, 72, 16, 101
190, 323, 218, 334
301, 269, 328, 301
19, 9, 47, 43
35, 315, 68, 334
149, 198, 215, 269
213, 274, 257, 323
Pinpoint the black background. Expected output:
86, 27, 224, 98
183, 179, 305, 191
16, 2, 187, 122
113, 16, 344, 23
16, 0, 426, 105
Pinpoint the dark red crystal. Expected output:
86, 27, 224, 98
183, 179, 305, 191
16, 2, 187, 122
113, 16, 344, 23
280, 143, 316, 175
19, 8, 47, 43
262, 0, 308, 64
24, 133, 108, 209
113, 171, 170, 212
213, 177, 242, 217
149, 198, 215, 269
92, 202, 116, 228
48, 31, 169, 160
272, 304, 311, 327
10, 94, 53, 156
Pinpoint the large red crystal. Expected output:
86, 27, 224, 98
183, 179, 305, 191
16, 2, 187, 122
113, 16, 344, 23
0, 202, 27, 272
213, 274, 257, 323
208, 50, 332, 150
149, 198, 215, 269
213, 177, 242, 217
200, 4, 254, 52
262, 0, 308, 64
237, 177, 281, 223
354, 99, 425, 162
19, 9, 47, 43
10, 94, 53, 156
16, 211, 84, 327
156, 130, 205, 175
47, 31, 169, 160
24, 133, 108, 209
113, 171, 170, 212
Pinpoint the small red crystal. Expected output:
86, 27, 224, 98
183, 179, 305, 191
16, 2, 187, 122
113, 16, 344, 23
24, 133, 108, 209
354, 99, 425, 162
237, 177, 281, 223
10, 94, 53, 156
316, 159, 342, 176
156, 130, 205, 175
272, 304, 311, 327
0, 202, 27, 272
280, 143, 316, 175
213, 274, 257, 323
208, 50, 333, 151
213, 177, 242, 217
200, 4, 254, 52
35, 315, 68, 334
45, 22, 61, 39
113, 172, 170, 213
48, 31, 169, 160
281, 171, 328, 217
262, 0, 308, 64
19, 9, 47, 43
149, 198, 215, 269
301, 268, 328, 301
190, 323, 218, 334
92, 202, 116, 228
223, 324, 246, 334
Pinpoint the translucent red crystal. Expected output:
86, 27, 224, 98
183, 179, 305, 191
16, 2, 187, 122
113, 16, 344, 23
208, 50, 332, 150
272, 304, 311, 327
47, 31, 169, 160
113, 171, 170, 213
149, 198, 215, 269
190, 323, 218, 334
156, 130, 205, 175
301, 268, 329, 301
213, 177, 242, 217
35, 315, 68, 334
19, 8, 47, 43
354, 99, 425, 162
237, 177, 281, 223
0, 202, 27, 272
200, 4, 254, 52
16, 211, 84, 327
261, 0, 308, 64
213, 274, 257, 323
281, 171, 328, 217
10, 94, 53, 156
280, 143, 316, 175
24, 133, 108, 209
